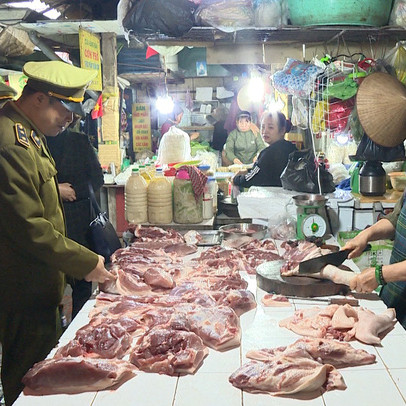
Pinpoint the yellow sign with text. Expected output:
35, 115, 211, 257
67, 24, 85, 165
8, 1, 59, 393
132, 103, 151, 152
79, 28, 102, 91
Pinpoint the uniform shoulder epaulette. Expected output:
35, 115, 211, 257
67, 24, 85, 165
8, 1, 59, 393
14, 123, 30, 148
30, 130, 41, 149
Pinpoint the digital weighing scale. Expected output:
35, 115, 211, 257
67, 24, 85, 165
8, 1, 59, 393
293, 194, 328, 240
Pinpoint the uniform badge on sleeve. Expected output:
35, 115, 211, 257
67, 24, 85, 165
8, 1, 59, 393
30, 130, 41, 149
14, 123, 30, 148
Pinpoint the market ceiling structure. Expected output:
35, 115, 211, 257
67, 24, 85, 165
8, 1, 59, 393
2, 0, 406, 83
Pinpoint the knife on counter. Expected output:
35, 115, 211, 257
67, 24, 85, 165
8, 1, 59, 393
298, 244, 371, 274
284, 296, 359, 306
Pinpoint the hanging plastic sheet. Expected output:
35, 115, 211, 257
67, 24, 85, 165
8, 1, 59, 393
272, 59, 324, 98
195, 0, 253, 32
122, 0, 197, 37
352, 134, 405, 162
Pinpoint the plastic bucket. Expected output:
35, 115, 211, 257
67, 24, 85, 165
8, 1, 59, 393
287, 0, 393, 26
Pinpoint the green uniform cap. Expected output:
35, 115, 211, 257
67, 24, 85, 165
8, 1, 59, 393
0, 82, 17, 100
23, 61, 98, 116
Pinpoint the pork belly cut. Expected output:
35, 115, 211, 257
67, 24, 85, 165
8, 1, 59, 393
131, 225, 184, 242
261, 294, 292, 307
143, 268, 175, 289
223, 236, 256, 249
280, 305, 397, 345
22, 357, 136, 395
180, 305, 241, 351
246, 337, 376, 368
229, 356, 346, 396
163, 242, 198, 256
55, 322, 132, 359
240, 238, 278, 252
101, 268, 152, 296
130, 328, 208, 375
280, 241, 325, 275
214, 289, 257, 316
279, 306, 339, 338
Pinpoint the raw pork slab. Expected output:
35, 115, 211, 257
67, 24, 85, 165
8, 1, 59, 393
22, 357, 136, 395
229, 356, 346, 396
246, 337, 376, 368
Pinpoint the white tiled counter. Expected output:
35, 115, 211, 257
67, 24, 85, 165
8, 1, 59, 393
14, 273, 406, 406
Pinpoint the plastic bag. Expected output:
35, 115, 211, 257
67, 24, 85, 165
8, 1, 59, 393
268, 215, 296, 240
389, 45, 406, 84
390, 0, 406, 27
122, 0, 196, 37
195, 0, 253, 32
253, 0, 285, 27
280, 149, 336, 194
157, 126, 191, 164
272, 59, 324, 97
352, 134, 405, 162
325, 98, 354, 131
291, 96, 308, 129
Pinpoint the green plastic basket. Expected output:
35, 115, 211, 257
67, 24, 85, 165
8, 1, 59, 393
287, 0, 393, 26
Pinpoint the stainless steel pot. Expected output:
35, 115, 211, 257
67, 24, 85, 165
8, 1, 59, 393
219, 223, 268, 240
359, 161, 386, 196
292, 194, 327, 208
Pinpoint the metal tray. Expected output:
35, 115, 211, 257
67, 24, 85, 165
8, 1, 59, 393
196, 230, 223, 246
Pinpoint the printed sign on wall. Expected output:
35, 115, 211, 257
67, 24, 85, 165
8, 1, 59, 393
132, 103, 151, 152
79, 28, 102, 91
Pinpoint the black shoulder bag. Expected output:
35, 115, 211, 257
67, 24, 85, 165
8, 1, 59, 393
87, 184, 122, 263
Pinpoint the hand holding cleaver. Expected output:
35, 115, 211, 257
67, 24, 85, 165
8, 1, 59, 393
298, 244, 371, 274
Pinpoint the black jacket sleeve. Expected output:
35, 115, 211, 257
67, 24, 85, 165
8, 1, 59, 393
233, 140, 296, 188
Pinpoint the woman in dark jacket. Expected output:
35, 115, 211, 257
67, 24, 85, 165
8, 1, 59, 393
47, 128, 104, 319
233, 111, 296, 188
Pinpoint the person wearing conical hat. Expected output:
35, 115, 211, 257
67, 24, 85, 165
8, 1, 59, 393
0, 82, 17, 107
342, 72, 406, 330
0, 60, 116, 406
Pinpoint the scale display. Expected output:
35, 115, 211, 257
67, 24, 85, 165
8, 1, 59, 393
301, 214, 327, 238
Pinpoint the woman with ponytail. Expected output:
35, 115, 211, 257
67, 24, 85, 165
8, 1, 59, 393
233, 111, 297, 188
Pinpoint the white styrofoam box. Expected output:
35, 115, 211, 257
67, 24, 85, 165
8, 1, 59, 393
237, 187, 297, 220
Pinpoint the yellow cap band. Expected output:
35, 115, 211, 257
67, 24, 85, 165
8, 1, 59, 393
47, 91, 83, 103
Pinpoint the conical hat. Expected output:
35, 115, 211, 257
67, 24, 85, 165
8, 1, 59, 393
356, 72, 406, 147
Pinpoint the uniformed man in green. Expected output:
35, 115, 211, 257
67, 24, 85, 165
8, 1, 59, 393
0, 82, 17, 107
0, 60, 116, 406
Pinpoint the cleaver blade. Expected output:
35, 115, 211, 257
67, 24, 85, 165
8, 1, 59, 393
298, 249, 351, 274
298, 244, 371, 274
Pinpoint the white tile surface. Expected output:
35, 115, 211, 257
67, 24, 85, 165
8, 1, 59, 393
93, 372, 177, 406
243, 390, 325, 406
322, 369, 406, 406
174, 373, 241, 406
14, 392, 97, 406
198, 347, 241, 373
388, 369, 406, 401
375, 335, 406, 369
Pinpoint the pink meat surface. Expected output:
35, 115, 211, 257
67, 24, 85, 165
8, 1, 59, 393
280, 305, 397, 345
261, 294, 292, 307
22, 357, 136, 395
351, 307, 397, 345
130, 328, 208, 375
229, 356, 346, 396
246, 337, 376, 368
55, 322, 132, 359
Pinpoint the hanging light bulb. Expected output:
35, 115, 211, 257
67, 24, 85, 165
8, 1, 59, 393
247, 76, 265, 103
156, 95, 174, 114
